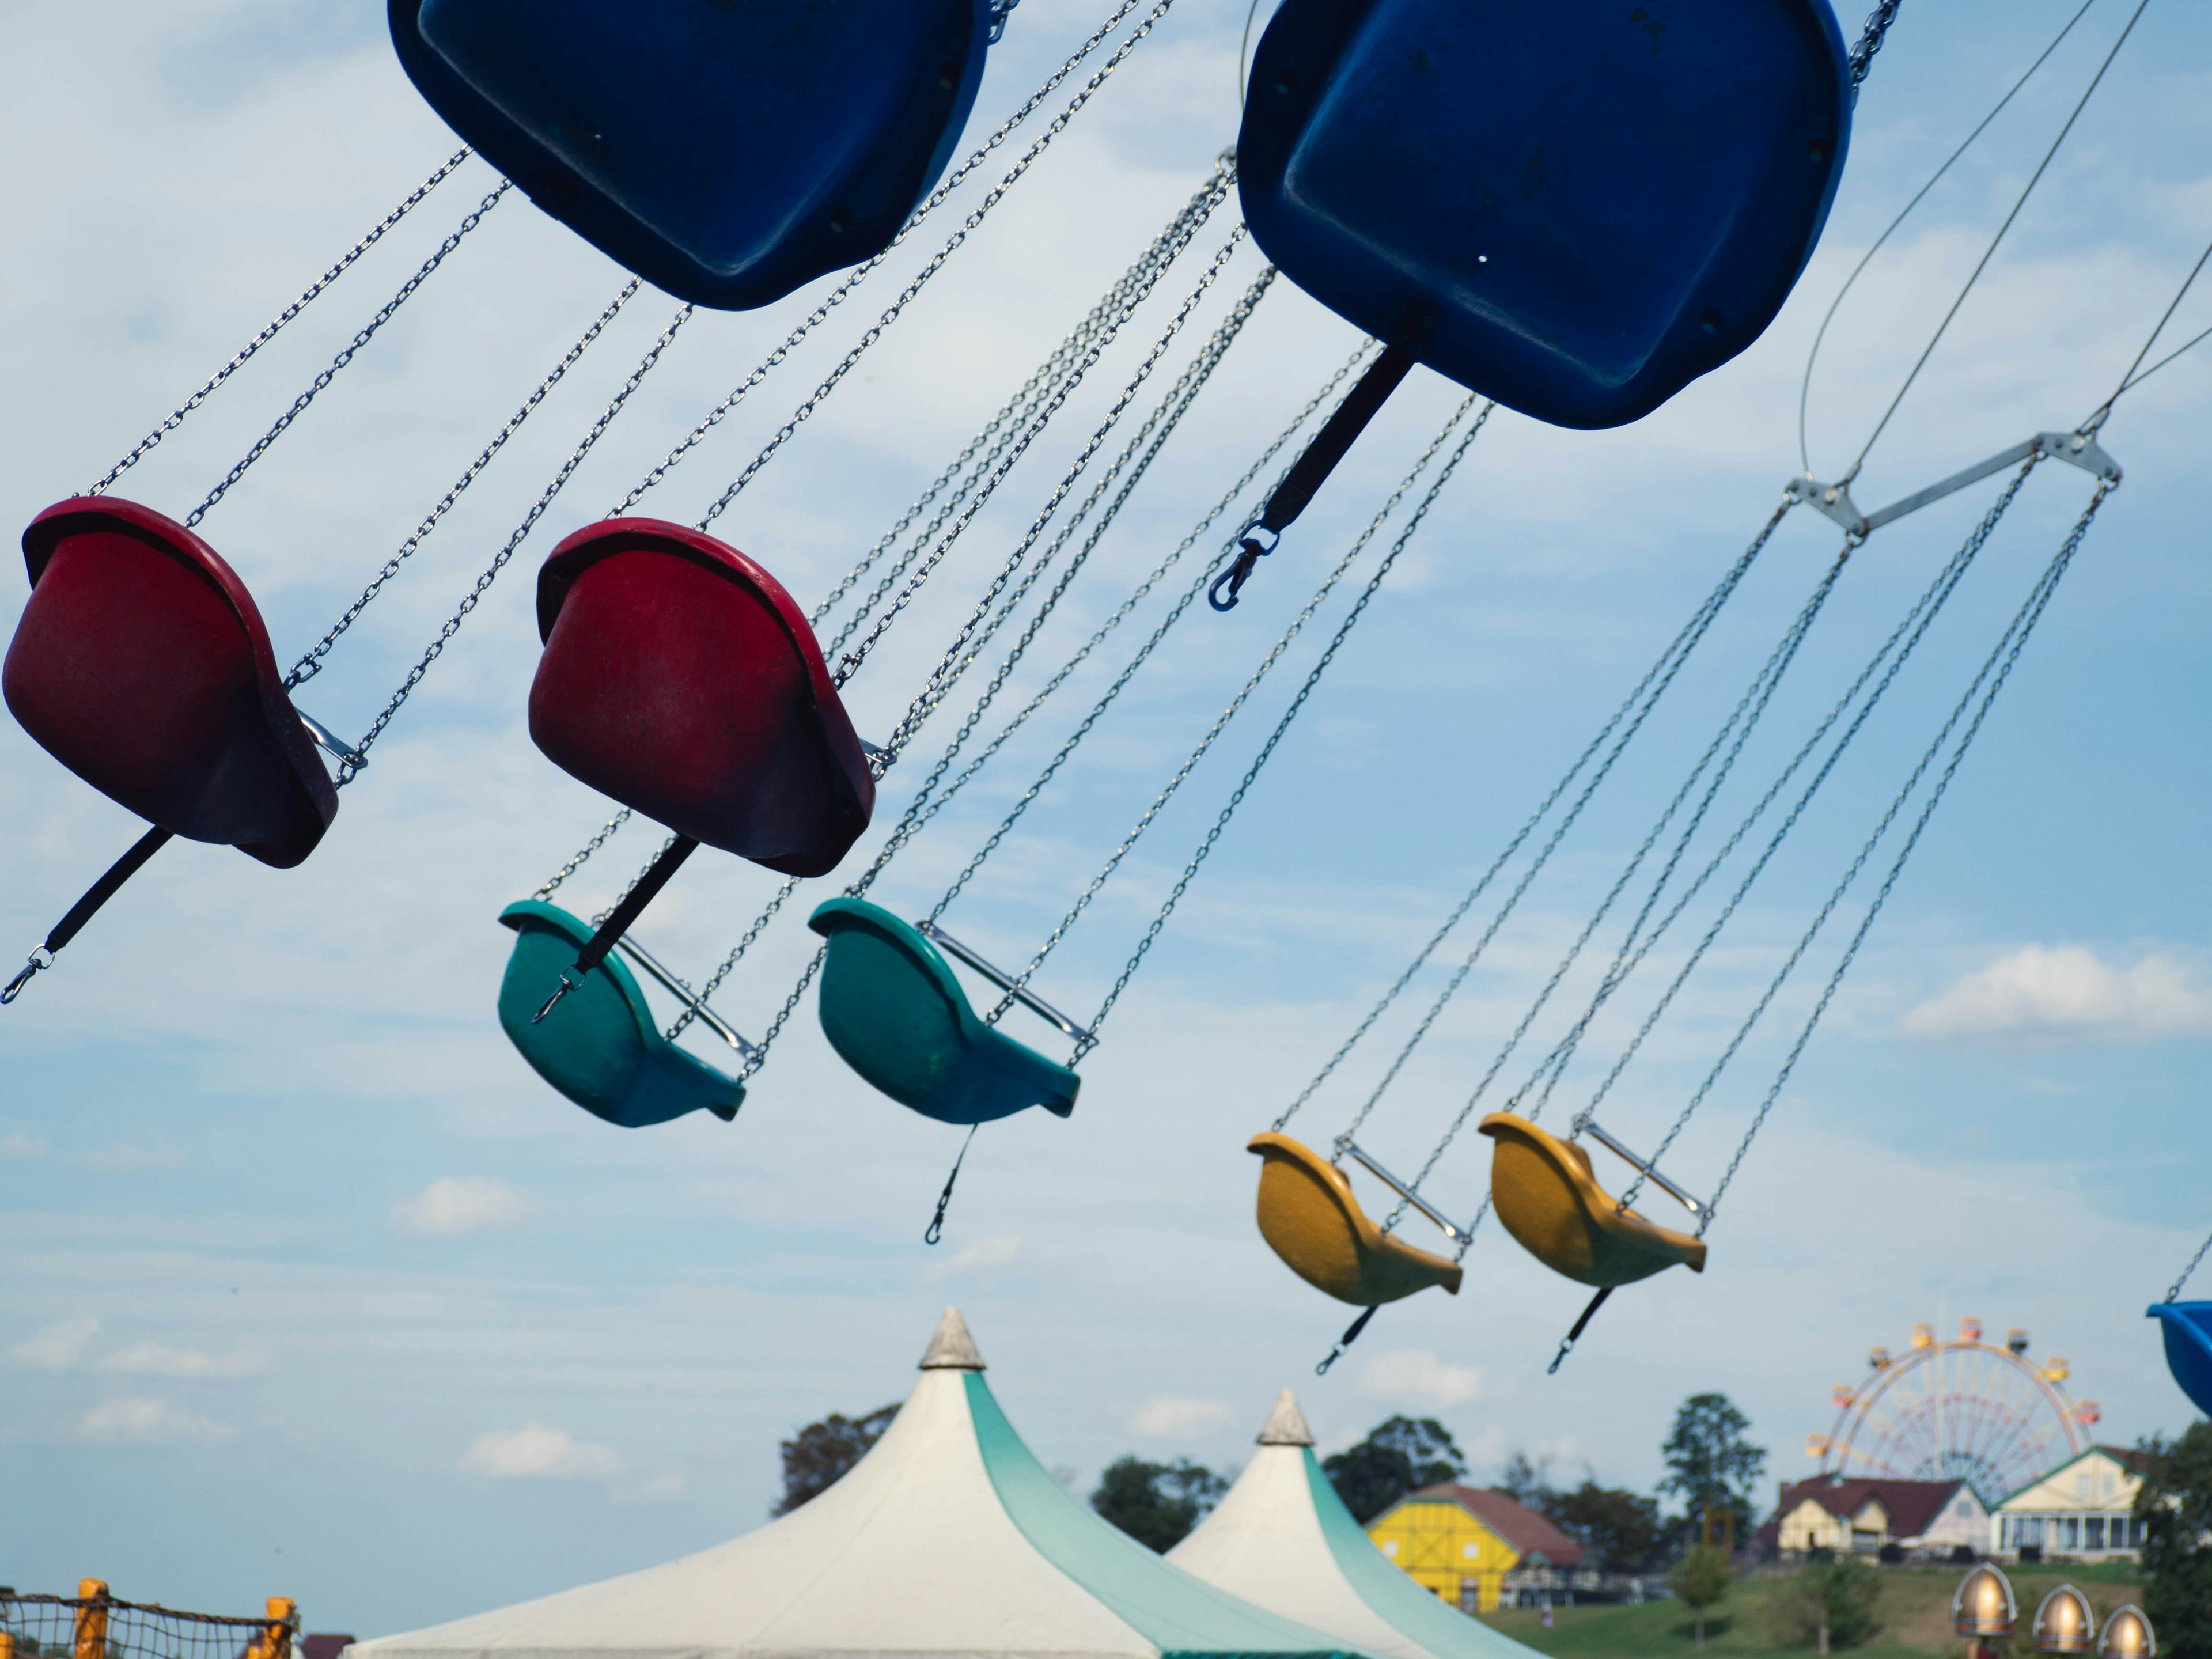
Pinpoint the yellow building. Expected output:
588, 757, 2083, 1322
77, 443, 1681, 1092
1365, 1483, 1586, 1613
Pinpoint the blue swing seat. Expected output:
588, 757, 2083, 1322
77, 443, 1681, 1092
497, 900, 744, 1128
389, 0, 999, 310
807, 896, 1080, 1126
1237, 0, 1851, 429
2149, 1301, 2212, 1416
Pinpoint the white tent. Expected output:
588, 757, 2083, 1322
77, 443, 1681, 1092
1168, 1392, 1540, 1659
353, 1312, 1366, 1659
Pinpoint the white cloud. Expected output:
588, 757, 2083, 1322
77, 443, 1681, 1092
921, 1232, 1021, 1282
1902, 945, 2212, 1043
0, 1132, 47, 1158
389, 1176, 532, 1238
13, 1315, 99, 1372
1129, 1396, 1234, 1439
461, 1424, 624, 1479
73, 1397, 236, 1447
1358, 1348, 1485, 1410
95, 1343, 264, 1380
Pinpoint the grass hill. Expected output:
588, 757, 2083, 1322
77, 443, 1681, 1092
1475, 1566, 2146, 1659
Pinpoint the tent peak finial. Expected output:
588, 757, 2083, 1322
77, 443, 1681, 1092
1257, 1388, 1314, 1446
919, 1306, 986, 1370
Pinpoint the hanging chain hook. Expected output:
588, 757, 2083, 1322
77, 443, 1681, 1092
1, 949, 54, 1005
1315, 1305, 1378, 1375
926, 1125, 982, 1245
1209, 524, 1276, 611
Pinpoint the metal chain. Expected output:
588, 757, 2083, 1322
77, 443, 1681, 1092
1327, 503, 1790, 1149
286, 280, 642, 688
662, 267, 1275, 1042
690, 0, 1183, 537
1075, 403, 1493, 1056
1384, 536, 1850, 1215
868, 216, 1247, 753
1274, 505, 1789, 1134
1697, 482, 2108, 1229
334, 305, 696, 781
823, 165, 1233, 665
1847, 1, 1904, 93
1600, 462, 2037, 1209
89, 149, 472, 495
664, 338, 1371, 1052
184, 183, 511, 528
925, 347, 1380, 925
1510, 547, 1855, 1124
2168, 1229, 2212, 1304
987, 395, 1484, 1025
832, 168, 1237, 694
536, 810, 634, 900
605, 0, 1167, 522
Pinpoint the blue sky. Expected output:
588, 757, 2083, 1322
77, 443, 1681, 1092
3, 0, 2209, 1637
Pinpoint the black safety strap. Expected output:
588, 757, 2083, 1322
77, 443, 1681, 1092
925, 1123, 981, 1245
1212, 344, 1419, 611
1315, 1304, 1380, 1375
1547, 1286, 1613, 1374
2, 827, 175, 1005
533, 834, 699, 1023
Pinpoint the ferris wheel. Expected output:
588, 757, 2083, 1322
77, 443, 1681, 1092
1806, 1319, 2100, 1505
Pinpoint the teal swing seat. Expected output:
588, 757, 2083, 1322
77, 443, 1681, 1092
497, 900, 744, 1128
807, 897, 1080, 1125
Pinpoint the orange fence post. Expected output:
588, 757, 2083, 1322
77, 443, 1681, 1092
245, 1599, 296, 1659
71, 1581, 109, 1659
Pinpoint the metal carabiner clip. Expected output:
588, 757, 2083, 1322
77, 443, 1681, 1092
1209, 527, 1278, 612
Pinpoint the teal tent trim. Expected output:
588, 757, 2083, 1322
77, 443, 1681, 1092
1302, 1451, 1543, 1659
964, 1373, 1366, 1658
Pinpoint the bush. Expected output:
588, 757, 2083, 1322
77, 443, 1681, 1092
1781, 1558, 1882, 1654
1667, 1544, 1734, 1649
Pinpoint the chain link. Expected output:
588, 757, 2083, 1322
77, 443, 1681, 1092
334, 305, 696, 781
987, 395, 1484, 1027
2168, 1229, 2212, 1305
89, 149, 473, 496
1696, 482, 2108, 1229
184, 183, 511, 529
1273, 505, 1790, 1135
1847, 1, 1904, 92
833, 171, 1237, 695
536, 810, 635, 900
605, 0, 1168, 524
286, 280, 642, 688
1076, 403, 1493, 1056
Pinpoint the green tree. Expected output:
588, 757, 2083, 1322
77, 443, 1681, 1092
1546, 1480, 1668, 1574
2135, 1422, 2212, 1659
1500, 1450, 1554, 1506
1783, 1558, 1882, 1654
1322, 1416, 1467, 1523
1089, 1456, 1229, 1551
773, 1404, 898, 1515
1667, 1543, 1734, 1649
1658, 1392, 1767, 1540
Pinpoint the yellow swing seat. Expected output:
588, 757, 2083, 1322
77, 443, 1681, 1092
1478, 1112, 1706, 1287
1248, 1131, 1463, 1306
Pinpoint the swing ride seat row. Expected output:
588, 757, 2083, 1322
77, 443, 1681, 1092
529, 517, 876, 880
1248, 1132, 1461, 1307
497, 900, 744, 1128
388, 0, 1004, 310
5, 497, 337, 867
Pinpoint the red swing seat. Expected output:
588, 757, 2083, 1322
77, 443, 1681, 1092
5, 497, 337, 868
528, 518, 874, 879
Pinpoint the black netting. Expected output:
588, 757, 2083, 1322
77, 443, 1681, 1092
1, 1591, 297, 1659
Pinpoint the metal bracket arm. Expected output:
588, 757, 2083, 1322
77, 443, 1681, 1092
1583, 1121, 1706, 1219
915, 919, 1093, 1044
1337, 1139, 1469, 1245
611, 935, 757, 1056
297, 709, 366, 772
1785, 430, 2122, 541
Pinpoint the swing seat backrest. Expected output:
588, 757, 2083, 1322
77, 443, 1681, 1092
389, 0, 997, 310
4, 497, 336, 868
1236, 0, 1850, 429
1247, 1131, 1462, 1306
497, 901, 743, 1128
529, 518, 874, 880
806, 896, 1080, 1125
1479, 1112, 1706, 1287
2148, 1302, 2212, 1417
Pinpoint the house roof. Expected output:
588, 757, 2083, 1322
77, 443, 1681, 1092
1378, 1485, 1585, 1569
1993, 1444, 2152, 1510
1771, 1476, 1968, 1539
